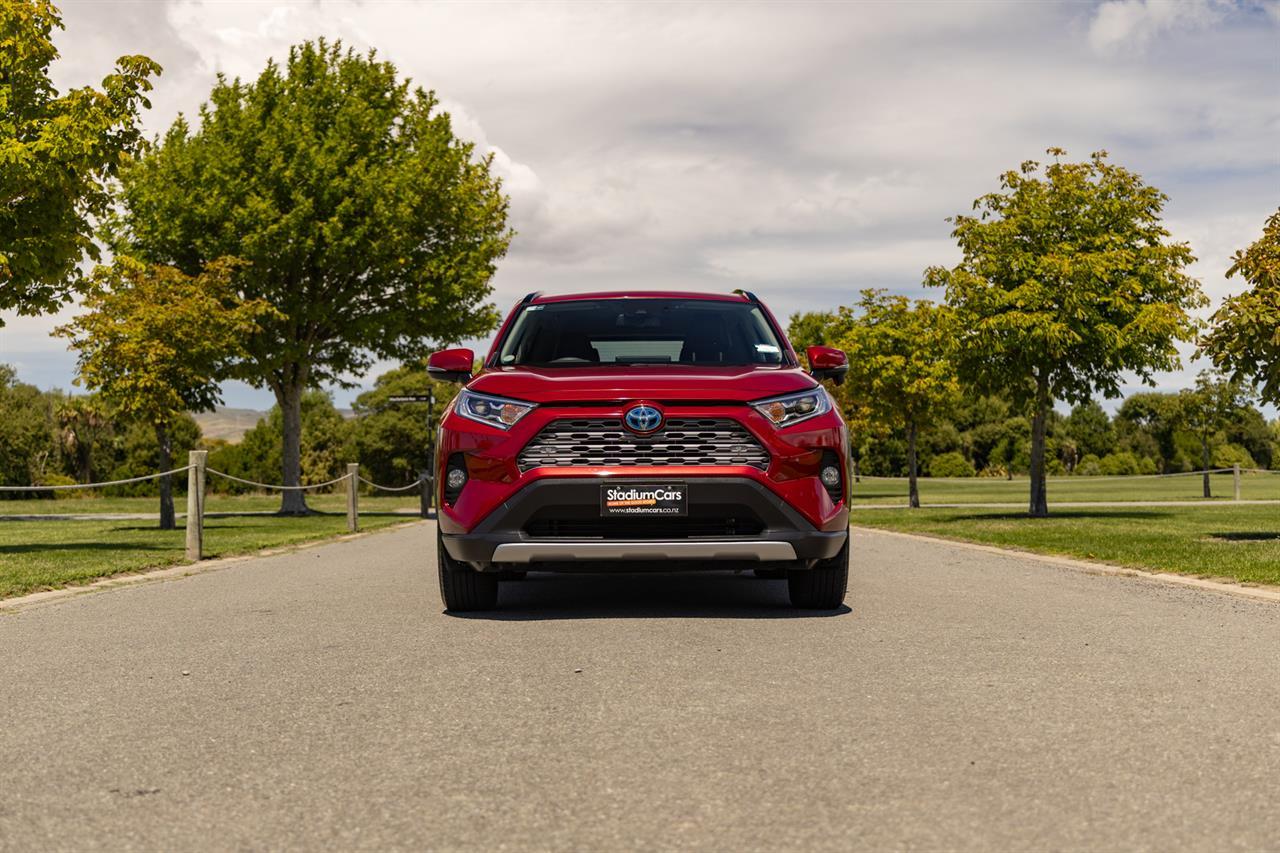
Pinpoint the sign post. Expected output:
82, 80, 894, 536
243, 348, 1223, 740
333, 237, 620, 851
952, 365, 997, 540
388, 391, 437, 516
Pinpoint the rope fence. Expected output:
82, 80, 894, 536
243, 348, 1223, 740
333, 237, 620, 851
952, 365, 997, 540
853, 468, 1252, 483
0, 465, 194, 492
357, 475, 425, 493
205, 469, 351, 491
2, 454, 434, 562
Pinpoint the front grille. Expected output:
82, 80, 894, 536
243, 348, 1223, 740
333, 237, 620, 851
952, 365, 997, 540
517, 418, 770, 472
525, 507, 765, 539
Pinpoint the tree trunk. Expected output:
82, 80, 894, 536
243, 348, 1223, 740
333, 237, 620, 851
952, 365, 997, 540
277, 378, 310, 515
1028, 376, 1050, 518
1202, 438, 1212, 499
156, 423, 175, 531
852, 456, 861, 484
906, 421, 920, 509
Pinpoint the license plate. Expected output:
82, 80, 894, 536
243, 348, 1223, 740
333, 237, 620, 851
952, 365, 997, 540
600, 483, 688, 517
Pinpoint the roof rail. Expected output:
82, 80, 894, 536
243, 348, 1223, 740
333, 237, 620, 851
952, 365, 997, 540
732, 289, 760, 304
519, 291, 542, 305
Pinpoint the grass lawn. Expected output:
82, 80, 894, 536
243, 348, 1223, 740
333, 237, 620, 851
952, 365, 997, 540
0, 505, 421, 599
0, 493, 421, 516
849, 471, 1280, 505
852, 503, 1280, 586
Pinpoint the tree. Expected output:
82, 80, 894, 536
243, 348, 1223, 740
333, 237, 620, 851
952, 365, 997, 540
926, 149, 1204, 516
835, 290, 957, 508
0, 365, 58, 491
1200, 209, 1280, 405
109, 40, 511, 513
224, 391, 354, 493
55, 396, 112, 483
55, 258, 271, 528
1178, 371, 1247, 498
351, 366, 450, 489
0, 1, 158, 322
1063, 401, 1114, 461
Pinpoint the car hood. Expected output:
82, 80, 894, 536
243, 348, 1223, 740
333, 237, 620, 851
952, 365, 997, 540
466, 365, 819, 405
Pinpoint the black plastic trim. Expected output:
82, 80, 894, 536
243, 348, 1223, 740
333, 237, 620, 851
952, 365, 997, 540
442, 477, 848, 569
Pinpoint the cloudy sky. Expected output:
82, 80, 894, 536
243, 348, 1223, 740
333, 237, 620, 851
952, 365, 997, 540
3, 0, 1278, 410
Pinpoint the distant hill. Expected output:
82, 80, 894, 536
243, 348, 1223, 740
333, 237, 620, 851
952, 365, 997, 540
193, 405, 356, 443
192, 407, 266, 443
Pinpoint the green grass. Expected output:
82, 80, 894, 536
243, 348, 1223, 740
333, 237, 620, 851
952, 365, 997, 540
0, 506, 420, 599
0, 493, 421, 516
849, 471, 1280, 505
852, 503, 1280, 586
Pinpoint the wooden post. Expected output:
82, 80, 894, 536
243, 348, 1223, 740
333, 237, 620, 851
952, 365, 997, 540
185, 450, 207, 561
418, 469, 432, 518
1234, 463, 1242, 501
346, 463, 360, 533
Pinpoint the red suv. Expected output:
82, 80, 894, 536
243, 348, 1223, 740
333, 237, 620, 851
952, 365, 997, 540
428, 291, 851, 612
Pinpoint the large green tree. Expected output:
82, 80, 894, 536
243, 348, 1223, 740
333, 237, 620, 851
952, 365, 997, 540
1200, 208, 1280, 405
926, 149, 1204, 516
0, 0, 158, 322
835, 290, 957, 508
109, 40, 511, 513
55, 258, 271, 528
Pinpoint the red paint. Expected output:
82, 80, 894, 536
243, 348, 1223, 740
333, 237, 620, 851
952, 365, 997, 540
433, 291, 850, 534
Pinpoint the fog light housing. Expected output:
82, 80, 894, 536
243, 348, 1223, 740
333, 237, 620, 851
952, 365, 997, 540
442, 453, 469, 505
819, 449, 845, 504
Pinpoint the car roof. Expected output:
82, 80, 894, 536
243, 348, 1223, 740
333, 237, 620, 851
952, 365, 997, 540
528, 290, 752, 305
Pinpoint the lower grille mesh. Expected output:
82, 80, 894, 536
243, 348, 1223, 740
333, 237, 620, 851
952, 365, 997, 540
524, 506, 765, 539
518, 418, 770, 472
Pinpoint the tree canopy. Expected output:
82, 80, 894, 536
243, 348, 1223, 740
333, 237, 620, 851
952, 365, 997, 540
833, 290, 957, 507
0, 0, 159, 323
108, 39, 511, 512
1200, 208, 1280, 405
55, 258, 272, 526
926, 148, 1204, 515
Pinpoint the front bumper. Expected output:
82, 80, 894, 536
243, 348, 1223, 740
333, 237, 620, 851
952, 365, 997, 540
441, 476, 848, 570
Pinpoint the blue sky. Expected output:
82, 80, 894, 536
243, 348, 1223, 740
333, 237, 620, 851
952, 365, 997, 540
3, 0, 1277, 412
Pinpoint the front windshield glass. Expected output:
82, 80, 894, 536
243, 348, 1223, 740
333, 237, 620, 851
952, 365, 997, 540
495, 299, 787, 368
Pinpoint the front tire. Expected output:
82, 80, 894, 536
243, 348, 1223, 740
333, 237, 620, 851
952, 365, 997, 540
787, 536, 849, 610
437, 528, 498, 612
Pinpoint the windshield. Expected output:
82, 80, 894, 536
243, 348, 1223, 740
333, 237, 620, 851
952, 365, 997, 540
495, 299, 788, 368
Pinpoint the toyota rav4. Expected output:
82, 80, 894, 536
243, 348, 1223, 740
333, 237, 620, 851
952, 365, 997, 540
429, 290, 851, 611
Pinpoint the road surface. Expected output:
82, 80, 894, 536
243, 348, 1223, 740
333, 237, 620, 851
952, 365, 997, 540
2, 522, 1279, 851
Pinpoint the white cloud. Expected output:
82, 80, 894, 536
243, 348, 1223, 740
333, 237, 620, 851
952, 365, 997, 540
1088, 0, 1229, 53
7, 0, 1277, 410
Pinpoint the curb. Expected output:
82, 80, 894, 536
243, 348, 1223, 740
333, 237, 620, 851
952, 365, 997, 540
850, 525, 1280, 605
0, 519, 430, 615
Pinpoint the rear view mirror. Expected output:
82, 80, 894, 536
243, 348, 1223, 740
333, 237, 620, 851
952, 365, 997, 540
806, 345, 848, 386
427, 348, 474, 383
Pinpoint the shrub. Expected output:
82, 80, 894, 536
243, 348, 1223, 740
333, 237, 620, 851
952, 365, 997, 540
1076, 454, 1102, 476
1098, 451, 1141, 476
1213, 444, 1257, 470
1137, 455, 1158, 475
928, 451, 976, 478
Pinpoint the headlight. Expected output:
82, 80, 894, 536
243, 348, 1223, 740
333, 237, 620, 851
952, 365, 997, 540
751, 388, 831, 428
455, 390, 535, 429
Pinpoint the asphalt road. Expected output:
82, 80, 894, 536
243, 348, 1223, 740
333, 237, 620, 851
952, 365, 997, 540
2, 522, 1279, 852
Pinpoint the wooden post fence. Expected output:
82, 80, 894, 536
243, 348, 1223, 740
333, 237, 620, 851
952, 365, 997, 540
185, 450, 207, 561
346, 463, 360, 533
1234, 463, 1242, 501
419, 469, 433, 518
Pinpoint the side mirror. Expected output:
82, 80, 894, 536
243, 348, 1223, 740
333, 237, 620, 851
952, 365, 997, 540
806, 345, 848, 386
427, 348, 474, 384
